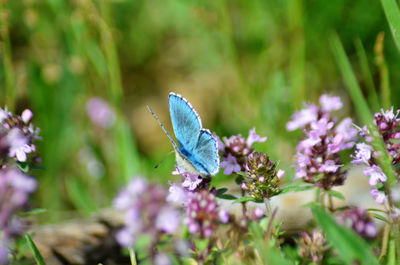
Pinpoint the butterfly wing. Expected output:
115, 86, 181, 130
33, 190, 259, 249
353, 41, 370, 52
169, 93, 202, 151
190, 129, 220, 176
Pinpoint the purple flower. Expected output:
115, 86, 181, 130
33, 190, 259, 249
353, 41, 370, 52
156, 206, 181, 233
246, 127, 267, 147
364, 165, 387, 186
288, 95, 354, 189
7, 129, 33, 162
286, 104, 319, 131
21, 109, 33, 124
172, 167, 203, 191
154, 253, 171, 265
277, 169, 285, 179
370, 189, 387, 204
219, 154, 241, 175
0, 240, 9, 265
167, 183, 188, 206
113, 177, 182, 248
218, 210, 230, 224
336, 118, 358, 142
351, 143, 373, 165
86, 97, 116, 128
185, 190, 219, 238
218, 128, 267, 174
253, 207, 264, 219
337, 207, 377, 239
319, 95, 343, 112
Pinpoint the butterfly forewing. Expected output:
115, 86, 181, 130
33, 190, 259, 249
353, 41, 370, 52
191, 129, 220, 175
169, 93, 202, 151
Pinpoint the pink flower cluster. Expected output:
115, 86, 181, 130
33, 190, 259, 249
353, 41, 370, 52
0, 108, 39, 265
352, 107, 400, 204
287, 95, 357, 189
216, 127, 267, 175
113, 177, 181, 248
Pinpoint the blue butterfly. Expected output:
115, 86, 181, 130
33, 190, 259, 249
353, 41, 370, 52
147, 92, 220, 177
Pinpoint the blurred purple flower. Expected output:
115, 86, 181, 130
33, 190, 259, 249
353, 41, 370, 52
154, 253, 171, 265
218, 209, 230, 224
21, 109, 33, 124
337, 207, 377, 239
113, 177, 182, 248
253, 207, 264, 219
370, 189, 387, 204
277, 169, 285, 179
0, 241, 9, 265
156, 206, 181, 233
286, 104, 319, 131
167, 183, 188, 206
185, 190, 219, 238
319, 95, 343, 112
86, 97, 116, 128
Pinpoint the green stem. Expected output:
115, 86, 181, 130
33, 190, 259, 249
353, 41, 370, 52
129, 248, 137, 265
0, 2, 15, 110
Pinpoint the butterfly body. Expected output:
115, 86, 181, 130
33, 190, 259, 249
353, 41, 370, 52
147, 92, 219, 177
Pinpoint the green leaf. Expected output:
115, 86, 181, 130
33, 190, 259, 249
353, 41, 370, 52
248, 222, 292, 265
380, 0, 400, 52
20, 208, 47, 216
25, 234, 46, 265
326, 189, 345, 200
216, 188, 228, 196
373, 213, 388, 222
312, 206, 379, 265
279, 185, 314, 194
17, 162, 29, 173
217, 193, 238, 200
233, 196, 261, 204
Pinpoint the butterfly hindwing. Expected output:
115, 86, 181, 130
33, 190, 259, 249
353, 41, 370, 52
169, 93, 202, 151
190, 129, 219, 176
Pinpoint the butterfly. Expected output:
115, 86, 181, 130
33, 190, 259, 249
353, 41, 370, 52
147, 92, 220, 177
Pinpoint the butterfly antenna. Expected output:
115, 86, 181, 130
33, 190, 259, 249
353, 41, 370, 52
154, 151, 175, 169
147, 105, 179, 150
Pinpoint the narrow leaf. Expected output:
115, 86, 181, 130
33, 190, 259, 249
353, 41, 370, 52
25, 234, 46, 265
380, 0, 400, 52
312, 206, 379, 265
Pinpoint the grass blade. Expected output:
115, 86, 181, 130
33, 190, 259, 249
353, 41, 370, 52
354, 38, 380, 111
380, 0, 400, 52
331, 33, 396, 186
25, 234, 47, 265
312, 206, 379, 265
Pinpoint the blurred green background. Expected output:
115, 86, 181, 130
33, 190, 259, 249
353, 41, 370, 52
0, 0, 398, 221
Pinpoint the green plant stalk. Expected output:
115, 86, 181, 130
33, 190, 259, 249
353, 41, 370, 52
288, 0, 306, 106
380, 0, 400, 52
374, 33, 391, 109
331, 33, 397, 186
129, 248, 137, 265
0, 2, 15, 110
354, 38, 380, 111
381, 223, 391, 259
393, 224, 400, 265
